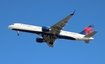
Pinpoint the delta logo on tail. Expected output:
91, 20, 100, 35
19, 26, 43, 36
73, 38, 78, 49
80, 25, 94, 35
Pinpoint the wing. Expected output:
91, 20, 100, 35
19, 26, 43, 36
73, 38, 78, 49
39, 11, 75, 47
50, 10, 75, 35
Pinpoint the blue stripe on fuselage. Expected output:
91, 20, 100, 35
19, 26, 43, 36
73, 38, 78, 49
58, 35, 76, 40
12, 29, 76, 40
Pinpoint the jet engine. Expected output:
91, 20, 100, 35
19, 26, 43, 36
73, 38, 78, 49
42, 26, 50, 32
36, 38, 44, 43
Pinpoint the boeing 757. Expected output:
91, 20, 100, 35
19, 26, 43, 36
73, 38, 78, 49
8, 11, 97, 47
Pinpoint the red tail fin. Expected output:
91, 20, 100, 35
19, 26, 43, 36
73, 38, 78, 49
80, 25, 94, 35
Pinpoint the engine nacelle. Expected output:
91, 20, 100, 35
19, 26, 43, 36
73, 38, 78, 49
42, 26, 50, 32
36, 38, 44, 43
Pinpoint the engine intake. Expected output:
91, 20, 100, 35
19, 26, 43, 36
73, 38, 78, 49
42, 26, 50, 32
36, 38, 44, 43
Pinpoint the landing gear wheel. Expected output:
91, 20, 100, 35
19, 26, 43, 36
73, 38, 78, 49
17, 31, 20, 36
17, 33, 19, 36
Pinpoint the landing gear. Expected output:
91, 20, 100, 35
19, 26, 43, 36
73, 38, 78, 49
17, 31, 20, 36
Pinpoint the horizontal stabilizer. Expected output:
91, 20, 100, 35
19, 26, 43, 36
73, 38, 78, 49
85, 31, 97, 37
84, 40, 90, 43
84, 31, 97, 43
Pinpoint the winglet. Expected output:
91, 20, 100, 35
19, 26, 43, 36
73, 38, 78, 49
71, 10, 76, 15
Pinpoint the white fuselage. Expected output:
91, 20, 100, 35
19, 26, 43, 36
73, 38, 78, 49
8, 23, 94, 41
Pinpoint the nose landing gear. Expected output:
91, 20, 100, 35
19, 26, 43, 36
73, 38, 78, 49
17, 31, 20, 36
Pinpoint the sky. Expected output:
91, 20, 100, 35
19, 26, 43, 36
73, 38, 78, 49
0, 0, 105, 64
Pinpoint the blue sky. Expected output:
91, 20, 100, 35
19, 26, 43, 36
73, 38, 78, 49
0, 0, 105, 64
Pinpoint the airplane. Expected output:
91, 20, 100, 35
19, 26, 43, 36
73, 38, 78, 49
8, 11, 97, 47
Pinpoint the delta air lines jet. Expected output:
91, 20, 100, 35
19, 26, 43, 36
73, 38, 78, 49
8, 11, 97, 47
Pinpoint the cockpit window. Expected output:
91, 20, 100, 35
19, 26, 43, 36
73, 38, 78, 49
13, 23, 21, 25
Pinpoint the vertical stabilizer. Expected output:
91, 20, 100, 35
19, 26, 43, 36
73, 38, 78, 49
80, 25, 94, 35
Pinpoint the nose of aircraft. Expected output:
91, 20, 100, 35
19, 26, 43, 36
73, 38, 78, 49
8, 25, 13, 29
